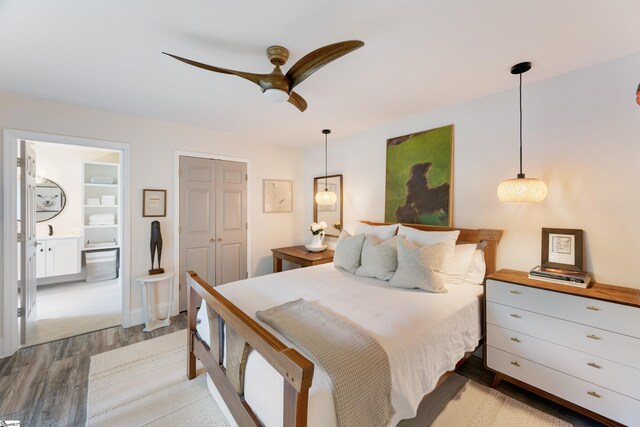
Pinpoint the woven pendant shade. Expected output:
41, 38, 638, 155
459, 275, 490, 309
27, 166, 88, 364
315, 190, 337, 205
497, 177, 547, 202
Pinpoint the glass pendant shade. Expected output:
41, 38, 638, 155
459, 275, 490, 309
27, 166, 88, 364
497, 177, 547, 202
315, 129, 336, 205
315, 189, 337, 205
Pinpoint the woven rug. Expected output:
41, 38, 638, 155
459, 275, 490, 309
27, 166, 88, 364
87, 329, 569, 426
87, 330, 228, 426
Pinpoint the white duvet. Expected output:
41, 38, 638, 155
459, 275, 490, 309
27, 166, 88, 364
197, 263, 483, 426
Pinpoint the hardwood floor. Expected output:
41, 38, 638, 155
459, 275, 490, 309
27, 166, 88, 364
0, 313, 186, 427
1, 316, 605, 427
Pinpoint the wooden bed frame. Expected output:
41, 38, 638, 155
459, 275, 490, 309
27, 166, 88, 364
187, 222, 503, 427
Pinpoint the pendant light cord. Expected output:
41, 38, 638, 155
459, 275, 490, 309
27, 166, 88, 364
324, 133, 329, 191
519, 73, 523, 177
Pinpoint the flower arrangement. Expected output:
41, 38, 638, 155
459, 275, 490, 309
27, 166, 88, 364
309, 221, 327, 235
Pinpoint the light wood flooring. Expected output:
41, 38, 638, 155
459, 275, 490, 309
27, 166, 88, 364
27, 279, 122, 346
1, 314, 604, 426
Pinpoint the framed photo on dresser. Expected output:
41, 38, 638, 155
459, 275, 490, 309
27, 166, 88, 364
541, 228, 584, 271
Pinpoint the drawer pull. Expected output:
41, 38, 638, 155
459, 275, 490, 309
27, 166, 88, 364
510, 313, 522, 319
510, 361, 520, 367
587, 362, 602, 369
587, 334, 602, 340
509, 290, 522, 294
586, 306, 601, 311
587, 391, 602, 399
510, 337, 521, 343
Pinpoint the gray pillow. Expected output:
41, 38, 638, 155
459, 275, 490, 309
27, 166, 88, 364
355, 235, 398, 281
389, 237, 448, 293
333, 230, 366, 274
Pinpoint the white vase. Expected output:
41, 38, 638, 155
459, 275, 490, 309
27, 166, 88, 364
310, 231, 325, 248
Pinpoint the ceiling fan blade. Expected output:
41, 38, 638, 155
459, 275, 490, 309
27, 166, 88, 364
288, 91, 308, 112
162, 52, 264, 86
285, 40, 364, 90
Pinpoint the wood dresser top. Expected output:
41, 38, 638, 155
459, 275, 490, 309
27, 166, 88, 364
488, 269, 640, 308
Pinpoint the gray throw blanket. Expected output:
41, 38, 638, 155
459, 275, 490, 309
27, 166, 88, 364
256, 299, 395, 427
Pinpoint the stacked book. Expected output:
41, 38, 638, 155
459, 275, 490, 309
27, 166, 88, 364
529, 265, 591, 288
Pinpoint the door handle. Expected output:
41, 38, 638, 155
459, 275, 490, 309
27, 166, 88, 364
217, 238, 222, 242
210, 239, 215, 243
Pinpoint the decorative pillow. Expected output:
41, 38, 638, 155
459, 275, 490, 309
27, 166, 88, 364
354, 222, 398, 240
333, 230, 366, 274
444, 244, 477, 286
464, 249, 486, 285
389, 237, 448, 293
355, 235, 398, 281
397, 225, 460, 277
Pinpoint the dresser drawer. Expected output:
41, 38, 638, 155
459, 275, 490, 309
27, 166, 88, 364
486, 279, 640, 338
487, 301, 640, 369
487, 323, 640, 400
487, 346, 640, 426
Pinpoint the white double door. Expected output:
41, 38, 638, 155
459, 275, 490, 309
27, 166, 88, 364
179, 157, 247, 311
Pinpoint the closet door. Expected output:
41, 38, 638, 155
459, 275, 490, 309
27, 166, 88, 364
179, 156, 217, 312
215, 160, 247, 285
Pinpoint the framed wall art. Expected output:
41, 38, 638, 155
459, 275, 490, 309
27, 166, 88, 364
541, 228, 584, 271
263, 179, 292, 213
384, 124, 454, 227
143, 189, 167, 217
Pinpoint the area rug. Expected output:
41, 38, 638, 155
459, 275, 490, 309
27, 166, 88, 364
87, 330, 229, 426
88, 329, 569, 426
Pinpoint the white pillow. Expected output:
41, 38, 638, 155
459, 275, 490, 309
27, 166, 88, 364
389, 237, 448, 293
333, 230, 366, 274
354, 222, 398, 241
444, 244, 477, 286
464, 249, 486, 285
355, 235, 398, 281
397, 225, 459, 275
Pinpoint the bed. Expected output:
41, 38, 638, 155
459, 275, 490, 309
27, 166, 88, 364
187, 222, 503, 427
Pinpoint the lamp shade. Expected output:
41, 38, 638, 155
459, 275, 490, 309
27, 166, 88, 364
497, 177, 548, 202
315, 190, 337, 205
263, 88, 289, 103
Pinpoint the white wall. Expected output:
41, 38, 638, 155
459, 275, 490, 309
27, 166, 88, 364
0, 92, 306, 343
305, 52, 640, 289
32, 142, 119, 237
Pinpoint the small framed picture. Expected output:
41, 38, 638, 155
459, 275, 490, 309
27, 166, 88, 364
541, 228, 584, 271
143, 189, 167, 217
263, 179, 292, 213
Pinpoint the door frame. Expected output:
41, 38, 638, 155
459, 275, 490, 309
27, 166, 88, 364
2, 129, 131, 357
173, 150, 251, 315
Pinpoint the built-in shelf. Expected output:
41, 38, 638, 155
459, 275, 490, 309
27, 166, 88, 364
83, 161, 121, 264
84, 183, 118, 188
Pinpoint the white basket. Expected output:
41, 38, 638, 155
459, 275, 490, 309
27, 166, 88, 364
86, 250, 118, 282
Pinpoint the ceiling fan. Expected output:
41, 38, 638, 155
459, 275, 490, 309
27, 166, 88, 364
162, 40, 364, 112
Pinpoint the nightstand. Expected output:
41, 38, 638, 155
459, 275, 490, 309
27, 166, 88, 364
485, 269, 640, 427
271, 245, 335, 273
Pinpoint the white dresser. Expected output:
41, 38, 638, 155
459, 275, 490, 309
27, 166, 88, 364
485, 270, 640, 427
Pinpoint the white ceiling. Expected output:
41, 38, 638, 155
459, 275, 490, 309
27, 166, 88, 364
1, 0, 639, 147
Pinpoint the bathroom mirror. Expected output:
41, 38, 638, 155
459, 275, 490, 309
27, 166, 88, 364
35, 176, 66, 222
313, 174, 343, 238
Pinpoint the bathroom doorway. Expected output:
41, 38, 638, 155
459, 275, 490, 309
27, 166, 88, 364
3, 129, 131, 355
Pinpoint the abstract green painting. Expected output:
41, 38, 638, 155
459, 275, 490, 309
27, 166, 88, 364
384, 124, 454, 227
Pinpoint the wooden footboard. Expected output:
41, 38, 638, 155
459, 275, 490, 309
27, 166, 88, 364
187, 271, 314, 427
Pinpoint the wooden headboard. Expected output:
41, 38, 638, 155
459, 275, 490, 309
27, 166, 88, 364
360, 221, 504, 276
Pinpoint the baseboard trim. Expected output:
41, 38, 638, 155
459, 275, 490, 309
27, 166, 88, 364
128, 303, 179, 328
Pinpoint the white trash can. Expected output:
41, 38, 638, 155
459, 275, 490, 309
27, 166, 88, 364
86, 250, 118, 282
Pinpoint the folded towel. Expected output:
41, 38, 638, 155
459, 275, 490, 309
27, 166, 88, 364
86, 198, 100, 205
90, 176, 114, 184
89, 221, 115, 226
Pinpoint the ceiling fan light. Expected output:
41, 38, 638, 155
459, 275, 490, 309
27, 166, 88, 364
263, 88, 289, 103
315, 190, 337, 205
497, 177, 547, 202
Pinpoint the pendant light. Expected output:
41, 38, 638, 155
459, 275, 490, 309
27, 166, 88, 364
497, 62, 548, 202
315, 129, 337, 205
